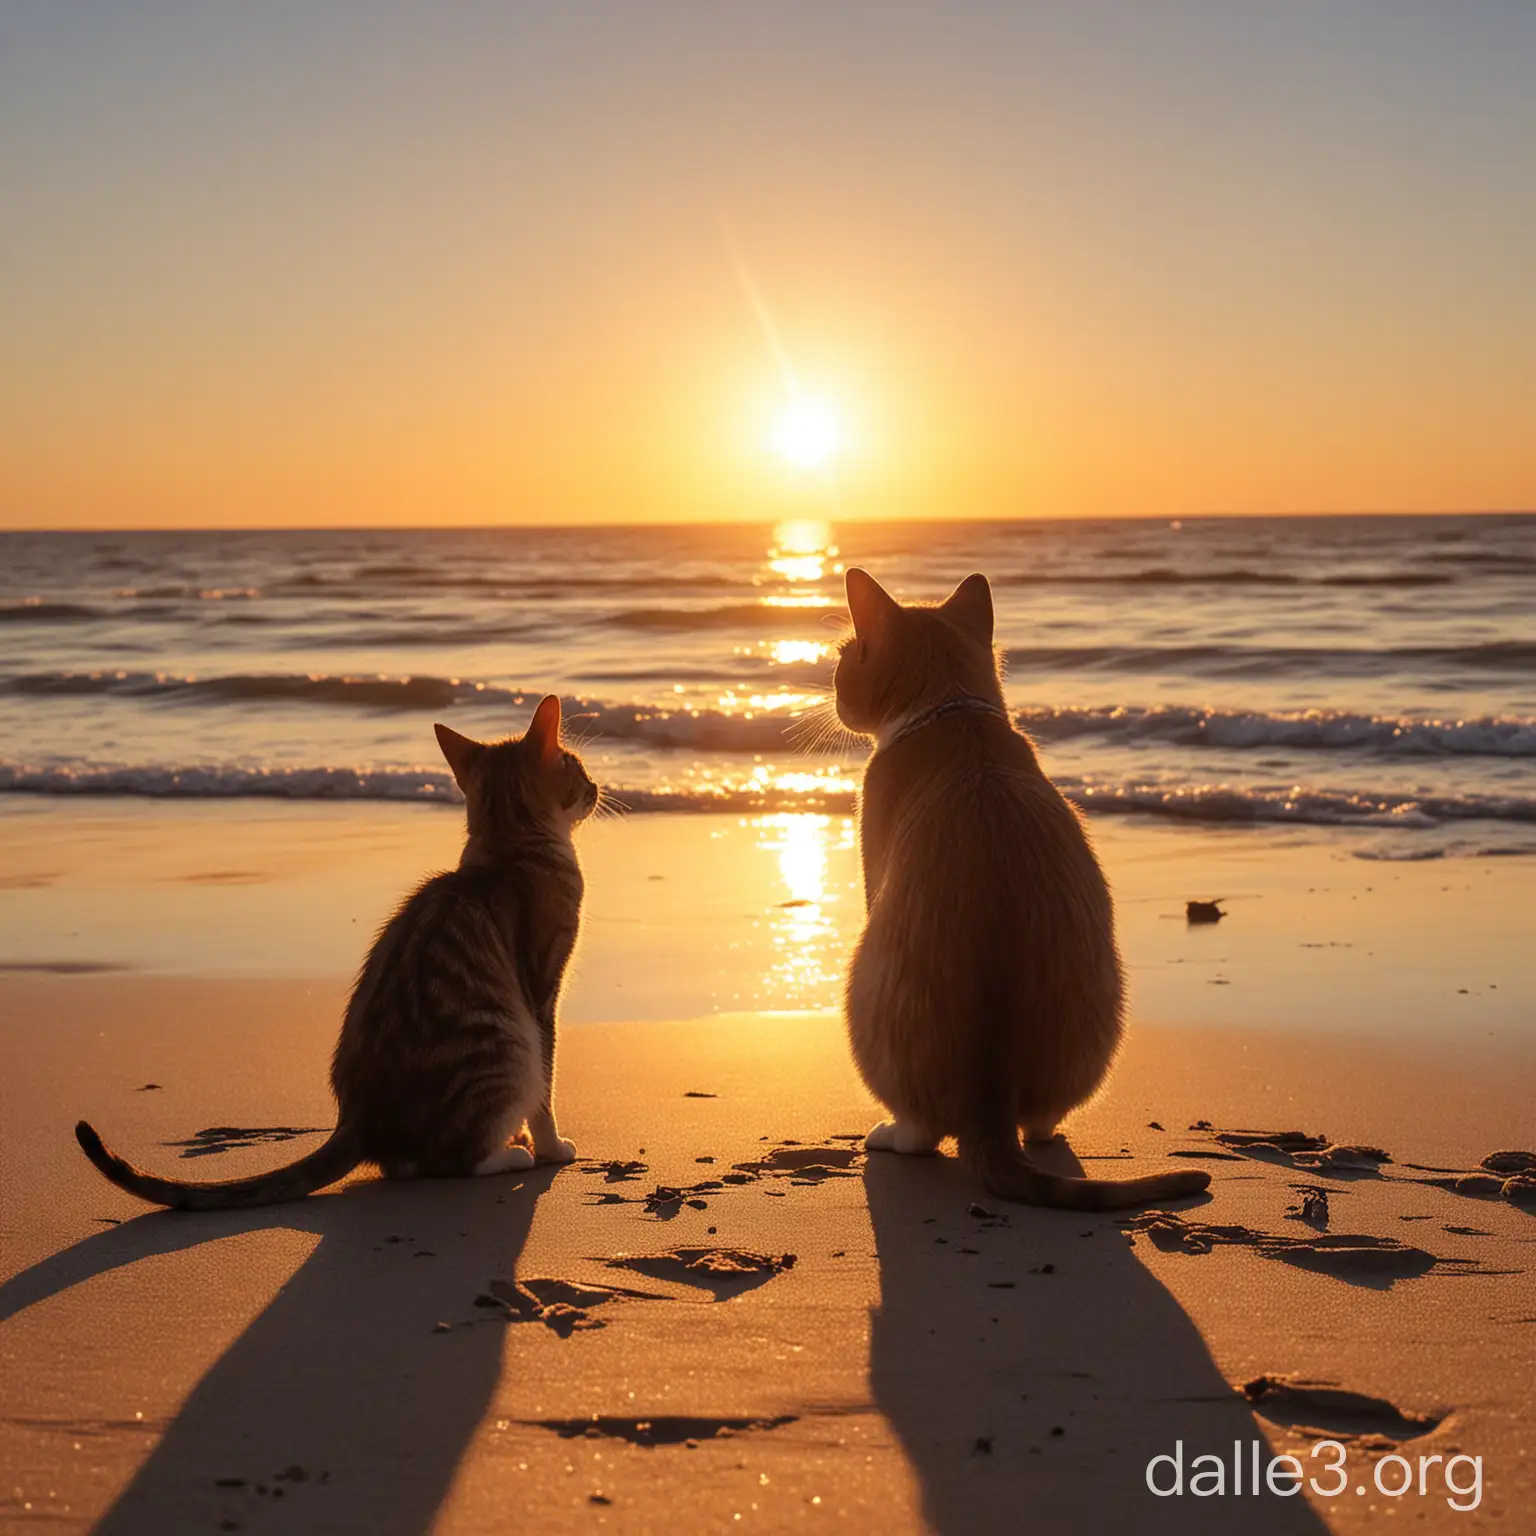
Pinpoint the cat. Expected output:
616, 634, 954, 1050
75, 694, 597, 1210
835, 568, 1210, 1211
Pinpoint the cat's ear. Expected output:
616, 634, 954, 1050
845, 568, 901, 640
434, 723, 484, 789
941, 573, 993, 644
524, 694, 563, 768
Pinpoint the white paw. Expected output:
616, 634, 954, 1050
865, 1120, 938, 1155
474, 1143, 535, 1176
535, 1136, 578, 1165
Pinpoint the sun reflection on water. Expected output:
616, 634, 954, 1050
763, 519, 841, 587
758, 593, 838, 609
753, 812, 858, 1008
653, 761, 858, 809
751, 523, 854, 1001
768, 639, 832, 666
711, 688, 822, 717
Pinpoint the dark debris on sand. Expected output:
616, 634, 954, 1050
1286, 1184, 1334, 1229
584, 1141, 864, 1216
164, 1125, 330, 1159
581, 1159, 649, 1183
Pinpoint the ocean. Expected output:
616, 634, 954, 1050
2, 514, 1532, 859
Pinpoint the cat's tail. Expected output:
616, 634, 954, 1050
961, 1128, 1210, 1212
74, 1120, 362, 1211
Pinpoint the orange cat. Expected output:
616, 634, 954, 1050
836, 568, 1209, 1210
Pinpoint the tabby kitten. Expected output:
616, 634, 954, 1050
76, 695, 597, 1210
836, 569, 1209, 1211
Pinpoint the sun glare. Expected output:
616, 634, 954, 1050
772, 398, 842, 470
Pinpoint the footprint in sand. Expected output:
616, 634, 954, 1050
471, 1276, 672, 1337
602, 1247, 797, 1300
1409, 1151, 1536, 1208
1242, 1374, 1444, 1443
525, 1414, 797, 1445
734, 1144, 863, 1184
1121, 1210, 1481, 1286
1208, 1129, 1392, 1176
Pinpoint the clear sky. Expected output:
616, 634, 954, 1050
2, 2, 1534, 529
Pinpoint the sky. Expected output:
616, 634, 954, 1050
2, 2, 1534, 529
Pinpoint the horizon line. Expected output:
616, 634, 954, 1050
2, 507, 1532, 536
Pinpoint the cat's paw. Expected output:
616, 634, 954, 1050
474, 1143, 536, 1176
865, 1120, 938, 1155
535, 1136, 578, 1165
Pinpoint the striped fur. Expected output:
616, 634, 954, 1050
75, 695, 596, 1210
837, 570, 1210, 1211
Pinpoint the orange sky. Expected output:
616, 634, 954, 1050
2, 6, 1534, 529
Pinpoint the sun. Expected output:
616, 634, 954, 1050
772, 397, 842, 470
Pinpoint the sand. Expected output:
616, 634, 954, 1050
2, 805, 1534, 1533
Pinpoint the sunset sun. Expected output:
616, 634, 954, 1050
771, 397, 842, 470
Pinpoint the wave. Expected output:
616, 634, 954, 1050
8, 671, 1536, 760
108, 585, 261, 601
1004, 640, 1536, 677
1427, 552, 1536, 573
4, 761, 1534, 833
1057, 779, 1536, 829
4, 669, 472, 711
0, 763, 462, 803
0, 602, 107, 624
273, 569, 751, 596
606, 602, 842, 632
0, 672, 811, 747
995, 568, 1456, 588
287, 563, 1476, 593
0, 600, 180, 624
1021, 704, 1536, 757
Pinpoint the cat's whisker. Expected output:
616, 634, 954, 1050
564, 715, 602, 753
593, 787, 631, 821
786, 695, 859, 758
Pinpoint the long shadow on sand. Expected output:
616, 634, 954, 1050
0, 1169, 558, 1534
865, 1143, 1331, 1536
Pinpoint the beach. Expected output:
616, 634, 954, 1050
7, 0, 1536, 1525
3, 802, 1533, 1533
3, 513, 1533, 1532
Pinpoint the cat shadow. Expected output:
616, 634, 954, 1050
0, 1169, 559, 1535
864, 1141, 1331, 1536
